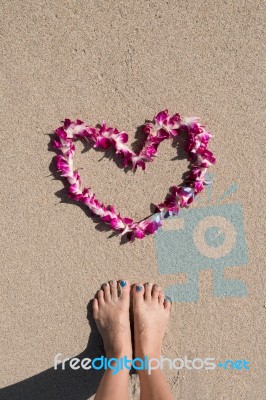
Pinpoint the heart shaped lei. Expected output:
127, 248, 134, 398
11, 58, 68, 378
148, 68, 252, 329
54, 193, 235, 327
52, 109, 216, 241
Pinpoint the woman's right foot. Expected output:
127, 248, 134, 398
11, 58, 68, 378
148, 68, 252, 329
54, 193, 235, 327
92, 280, 132, 359
132, 283, 171, 359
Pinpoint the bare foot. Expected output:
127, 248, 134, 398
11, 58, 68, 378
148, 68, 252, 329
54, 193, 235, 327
132, 283, 171, 359
92, 280, 132, 359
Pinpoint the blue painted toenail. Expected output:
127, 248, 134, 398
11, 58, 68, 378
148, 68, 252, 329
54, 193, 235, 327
120, 280, 127, 287
136, 285, 142, 292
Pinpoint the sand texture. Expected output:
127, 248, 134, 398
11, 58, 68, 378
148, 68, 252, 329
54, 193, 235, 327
0, 1, 265, 399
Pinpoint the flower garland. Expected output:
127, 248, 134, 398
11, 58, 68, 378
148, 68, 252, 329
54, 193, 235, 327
52, 109, 216, 241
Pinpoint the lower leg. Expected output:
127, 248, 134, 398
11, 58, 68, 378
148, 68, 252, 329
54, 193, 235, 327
138, 367, 173, 400
94, 368, 130, 400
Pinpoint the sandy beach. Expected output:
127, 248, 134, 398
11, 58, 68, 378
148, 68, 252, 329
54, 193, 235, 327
1, 1, 265, 399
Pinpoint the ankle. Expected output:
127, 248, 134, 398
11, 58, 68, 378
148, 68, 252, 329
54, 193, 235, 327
135, 348, 162, 360
105, 349, 132, 360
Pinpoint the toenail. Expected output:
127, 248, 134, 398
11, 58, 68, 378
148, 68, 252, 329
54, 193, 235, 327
155, 284, 160, 288
103, 283, 107, 287
120, 280, 127, 287
136, 285, 142, 292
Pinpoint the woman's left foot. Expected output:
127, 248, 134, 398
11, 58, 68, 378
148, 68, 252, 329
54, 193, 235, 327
132, 282, 171, 359
92, 280, 132, 359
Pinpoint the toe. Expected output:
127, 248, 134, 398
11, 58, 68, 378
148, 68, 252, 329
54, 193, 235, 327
109, 280, 118, 300
159, 291, 165, 305
97, 289, 105, 305
144, 282, 152, 301
102, 282, 111, 301
92, 298, 99, 319
152, 284, 161, 300
118, 280, 130, 300
164, 296, 172, 311
133, 283, 144, 305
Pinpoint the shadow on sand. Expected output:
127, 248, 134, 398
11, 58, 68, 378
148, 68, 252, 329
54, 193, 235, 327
1, 301, 105, 400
